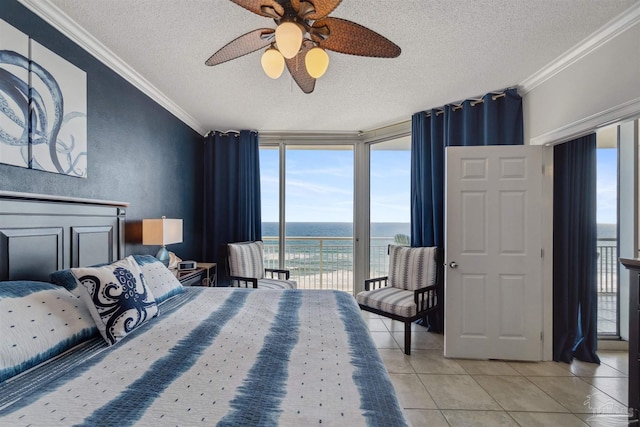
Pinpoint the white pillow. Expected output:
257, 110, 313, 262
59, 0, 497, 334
131, 254, 184, 303
69, 256, 158, 345
0, 281, 97, 382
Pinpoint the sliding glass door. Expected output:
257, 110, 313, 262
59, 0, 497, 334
369, 136, 411, 278
260, 143, 354, 292
259, 145, 281, 272
596, 119, 639, 339
596, 128, 618, 336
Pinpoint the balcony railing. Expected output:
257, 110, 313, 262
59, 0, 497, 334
264, 237, 619, 295
263, 237, 394, 293
597, 238, 617, 294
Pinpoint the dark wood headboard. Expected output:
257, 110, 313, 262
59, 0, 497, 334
0, 191, 128, 282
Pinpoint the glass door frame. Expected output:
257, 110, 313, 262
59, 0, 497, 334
259, 135, 362, 293
259, 124, 412, 295
359, 127, 412, 294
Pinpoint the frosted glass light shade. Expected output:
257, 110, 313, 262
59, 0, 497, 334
261, 47, 285, 79
275, 22, 303, 59
305, 47, 329, 78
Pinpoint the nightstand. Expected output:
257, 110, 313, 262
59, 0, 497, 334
173, 262, 217, 287
196, 262, 217, 286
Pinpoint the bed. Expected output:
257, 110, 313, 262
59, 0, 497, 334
0, 192, 408, 427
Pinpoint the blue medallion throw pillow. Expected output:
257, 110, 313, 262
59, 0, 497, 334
69, 256, 158, 346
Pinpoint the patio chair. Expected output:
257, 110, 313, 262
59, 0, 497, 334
227, 241, 297, 289
356, 245, 440, 355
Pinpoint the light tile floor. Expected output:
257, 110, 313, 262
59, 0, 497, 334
361, 311, 631, 427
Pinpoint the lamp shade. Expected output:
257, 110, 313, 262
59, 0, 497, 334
305, 47, 329, 78
261, 47, 285, 79
142, 218, 183, 246
275, 21, 303, 59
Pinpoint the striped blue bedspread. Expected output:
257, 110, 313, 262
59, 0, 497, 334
0, 288, 408, 426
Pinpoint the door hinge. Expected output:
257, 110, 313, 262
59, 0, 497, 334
541, 248, 544, 258
542, 164, 545, 175
540, 331, 544, 341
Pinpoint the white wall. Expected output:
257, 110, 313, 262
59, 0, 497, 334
523, 12, 640, 145
522, 7, 639, 352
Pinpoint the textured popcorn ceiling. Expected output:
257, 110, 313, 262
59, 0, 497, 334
47, 0, 637, 133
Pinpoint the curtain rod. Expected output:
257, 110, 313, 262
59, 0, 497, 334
424, 87, 513, 117
204, 129, 258, 137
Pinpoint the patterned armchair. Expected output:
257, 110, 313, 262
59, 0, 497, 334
227, 241, 297, 289
356, 245, 440, 355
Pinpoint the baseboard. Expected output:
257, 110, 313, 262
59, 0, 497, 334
598, 339, 629, 351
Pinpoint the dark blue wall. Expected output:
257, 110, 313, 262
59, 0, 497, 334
0, 1, 204, 260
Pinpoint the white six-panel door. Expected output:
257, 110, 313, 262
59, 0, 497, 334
444, 145, 544, 361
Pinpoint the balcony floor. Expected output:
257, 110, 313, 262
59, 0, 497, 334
598, 293, 617, 336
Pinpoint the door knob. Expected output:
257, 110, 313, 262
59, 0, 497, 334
449, 261, 458, 268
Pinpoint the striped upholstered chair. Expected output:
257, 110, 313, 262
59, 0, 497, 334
227, 241, 297, 289
356, 245, 439, 355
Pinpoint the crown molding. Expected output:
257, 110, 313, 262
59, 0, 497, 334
16, 0, 207, 136
259, 120, 413, 144
258, 130, 362, 143
360, 120, 411, 144
520, 2, 640, 94
530, 96, 640, 146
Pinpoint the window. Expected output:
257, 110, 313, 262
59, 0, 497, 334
369, 136, 411, 278
260, 143, 354, 292
596, 127, 618, 336
259, 145, 280, 270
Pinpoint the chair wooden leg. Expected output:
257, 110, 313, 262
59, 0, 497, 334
404, 321, 411, 355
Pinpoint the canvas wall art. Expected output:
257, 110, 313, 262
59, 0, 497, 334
30, 39, 87, 177
0, 18, 29, 168
0, 18, 87, 177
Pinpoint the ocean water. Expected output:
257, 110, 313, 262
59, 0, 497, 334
260, 222, 618, 282
261, 222, 410, 276
264, 222, 616, 240
262, 222, 410, 238
597, 223, 616, 240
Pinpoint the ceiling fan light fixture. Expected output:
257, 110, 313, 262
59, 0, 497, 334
275, 21, 303, 59
305, 46, 329, 79
261, 47, 285, 79
208, 0, 402, 94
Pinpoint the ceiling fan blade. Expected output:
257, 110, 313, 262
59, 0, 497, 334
285, 41, 316, 94
205, 28, 275, 66
230, 0, 284, 18
312, 17, 401, 58
291, 0, 342, 20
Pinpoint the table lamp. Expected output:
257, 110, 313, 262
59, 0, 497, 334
142, 217, 183, 266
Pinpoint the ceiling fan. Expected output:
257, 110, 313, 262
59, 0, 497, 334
205, 0, 401, 94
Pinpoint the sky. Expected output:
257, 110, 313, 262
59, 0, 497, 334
261, 146, 617, 225
370, 149, 411, 223
597, 148, 617, 224
260, 147, 410, 223
261, 148, 359, 223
